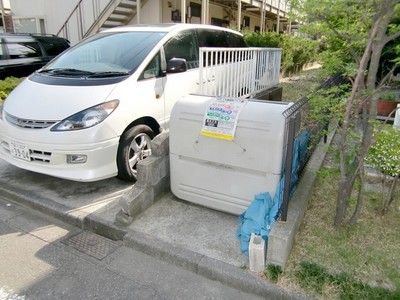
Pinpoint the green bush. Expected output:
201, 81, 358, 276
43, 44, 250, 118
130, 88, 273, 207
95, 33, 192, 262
0, 77, 23, 106
243, 31, 281, 47
243, 32, 319, 75
366, 126, 400, 177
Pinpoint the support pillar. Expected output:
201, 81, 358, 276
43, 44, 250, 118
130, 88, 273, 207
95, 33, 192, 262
237, 0, 241, 31
181, 0, 186, 23
260, 0, 265, 32
276, 0, 280, 33
137, 0, 141, 24
201, 0, 209, 24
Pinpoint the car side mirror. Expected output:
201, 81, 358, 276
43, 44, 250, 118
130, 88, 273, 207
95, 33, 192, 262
167, 58, 187, 73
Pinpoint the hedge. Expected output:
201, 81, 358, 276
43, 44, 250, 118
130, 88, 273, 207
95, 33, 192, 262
0, 77, 23, 106
243, 32, 319, 75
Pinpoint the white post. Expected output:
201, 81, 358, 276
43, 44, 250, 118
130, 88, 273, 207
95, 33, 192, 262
394, 104, 400, 130
206, 0, 209, 24
276, 0, 280, 33
260, 0, 265, 32
237, 0, 241, 31
181, 0, 186, 23
137, 0, 141, 24
201, 0, 206, 24
199, 48, 204, 94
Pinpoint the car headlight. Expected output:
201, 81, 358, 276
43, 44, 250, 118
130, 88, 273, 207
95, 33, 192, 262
51, 100, 119, 131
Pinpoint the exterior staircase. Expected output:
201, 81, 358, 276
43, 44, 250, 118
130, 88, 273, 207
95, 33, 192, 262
86, 0, 140, 36
57, 0, 146, 45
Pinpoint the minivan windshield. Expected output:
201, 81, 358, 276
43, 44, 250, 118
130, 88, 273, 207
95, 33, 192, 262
41, 31, 166, 77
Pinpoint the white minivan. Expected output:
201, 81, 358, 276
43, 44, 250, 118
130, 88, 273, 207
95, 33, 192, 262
0, 24, 247, 182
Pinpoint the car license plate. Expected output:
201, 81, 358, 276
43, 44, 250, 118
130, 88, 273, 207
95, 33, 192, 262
9, 141, 31, 161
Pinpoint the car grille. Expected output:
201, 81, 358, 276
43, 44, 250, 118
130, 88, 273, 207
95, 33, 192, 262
5, 112, 57, 129
30, 149, 52, 163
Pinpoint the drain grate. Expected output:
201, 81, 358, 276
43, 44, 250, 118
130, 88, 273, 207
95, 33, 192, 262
62, 231, 121, 260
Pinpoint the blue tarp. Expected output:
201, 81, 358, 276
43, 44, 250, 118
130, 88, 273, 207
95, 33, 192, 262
237, 130, 310, 255
237, 178, 284, 255
290, 130, 310, 193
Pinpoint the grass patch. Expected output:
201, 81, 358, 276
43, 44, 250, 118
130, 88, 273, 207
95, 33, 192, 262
279, 164, 400, 299
295, 261, 400, 299
265, 264, 283, 283
275, 69, 400, 299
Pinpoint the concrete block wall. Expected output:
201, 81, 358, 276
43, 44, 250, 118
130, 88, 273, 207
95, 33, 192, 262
115, 123, 335, 269
255, 86, 283, 102
266, 125, 336, 267
115, 132, 170, 226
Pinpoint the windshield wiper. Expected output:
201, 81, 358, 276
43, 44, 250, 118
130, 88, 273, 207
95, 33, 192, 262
38, 68, 95, 76
86, 71, 130, 78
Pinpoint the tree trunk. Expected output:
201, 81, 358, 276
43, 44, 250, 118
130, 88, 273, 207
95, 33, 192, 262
334, 178, 348, 226
349, 170, 364, 225
383, 174, 399, 214
349, 1, 396, 223
334, 29, 375, 226
334, 0, 399, 226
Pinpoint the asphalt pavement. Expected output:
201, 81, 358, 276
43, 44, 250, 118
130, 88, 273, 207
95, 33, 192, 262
0, 159, 307, 299
0, 196, 266, 299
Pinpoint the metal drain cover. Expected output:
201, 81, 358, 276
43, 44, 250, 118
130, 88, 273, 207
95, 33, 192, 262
62, 231, 120, 260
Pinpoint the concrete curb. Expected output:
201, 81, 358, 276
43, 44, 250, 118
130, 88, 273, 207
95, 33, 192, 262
0, 184, 128, 241
267, 125, 337, 267
0, 184, 84, 228
123, 230, 305, 300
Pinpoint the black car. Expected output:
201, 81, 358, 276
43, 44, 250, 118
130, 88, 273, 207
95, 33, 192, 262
0, 33, 70, 79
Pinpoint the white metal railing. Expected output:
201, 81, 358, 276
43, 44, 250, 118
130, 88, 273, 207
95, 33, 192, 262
199, 47, 282, 98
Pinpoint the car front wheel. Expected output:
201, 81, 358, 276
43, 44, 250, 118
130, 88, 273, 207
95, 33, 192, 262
117, 124, 154, 182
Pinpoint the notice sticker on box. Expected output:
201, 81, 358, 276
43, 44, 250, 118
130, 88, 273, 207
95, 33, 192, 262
201, 97, 247, 140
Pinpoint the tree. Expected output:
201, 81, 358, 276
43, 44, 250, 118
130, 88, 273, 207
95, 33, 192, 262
290, 0, 400, 226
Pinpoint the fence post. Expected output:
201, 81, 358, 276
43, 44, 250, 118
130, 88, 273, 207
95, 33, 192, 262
281, 115, 296, 222
199, 48, 204, 94
250, 49, 257, 97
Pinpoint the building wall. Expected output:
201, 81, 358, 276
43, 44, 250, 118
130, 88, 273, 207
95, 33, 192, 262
161, 0, 179, 23
9, 0, 286, 40
131, 0, 162, 24
10, 0, 79, 34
